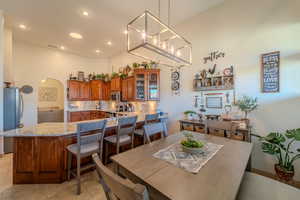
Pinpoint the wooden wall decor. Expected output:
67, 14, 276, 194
261, 51, 280, 93
203, 51, 225, 64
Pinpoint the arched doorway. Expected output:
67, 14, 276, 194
37, 78, 64, 123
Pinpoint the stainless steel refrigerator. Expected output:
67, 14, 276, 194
3, 87, 23, 153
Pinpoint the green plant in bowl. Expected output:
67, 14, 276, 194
181, 132, 204, 154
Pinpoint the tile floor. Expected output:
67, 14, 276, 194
0, 154, 106, 200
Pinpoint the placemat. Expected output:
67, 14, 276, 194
153, 140, 223, 173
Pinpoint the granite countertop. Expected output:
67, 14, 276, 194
0, 113, 168, 137
67, 108, 117, 113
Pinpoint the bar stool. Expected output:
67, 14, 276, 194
135, 113, 160, 144
104, 116, 137, 163
66, 120, 107, 195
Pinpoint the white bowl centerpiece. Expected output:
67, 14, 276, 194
181, 132, 205, 154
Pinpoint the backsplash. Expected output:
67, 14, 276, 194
68, 101, 100, 111
67, 100, 159, 113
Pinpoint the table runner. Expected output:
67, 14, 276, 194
153, 140, 223, 173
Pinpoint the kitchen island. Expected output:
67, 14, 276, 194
1, 114, 167, 184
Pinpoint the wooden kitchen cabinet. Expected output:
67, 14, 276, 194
103, 81, 111, 100
69, 112, 81, 122
111, 77, 121, 91
90, 80, 103, 100
68, 111, 107, 122
68, 80, 90, 101
80, 111, 91, 121
67, 80, 81, 100
81, 82, 91, 100
122, 77, 135, 101
133, 69, 160, 101
147, 69, 160, 100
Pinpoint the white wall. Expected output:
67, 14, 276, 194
0, 11, 4, 155
13, 41, 110, 126
4, 27, 12, 82
111, 0, 300, 179
38, 78, 64, 110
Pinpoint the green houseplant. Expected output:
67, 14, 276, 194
184, 110, 197, 120
255, 129, 300, 181
235, 95, 258, 119
181, 132, 204, 154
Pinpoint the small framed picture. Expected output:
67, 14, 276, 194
77, 71, 85, 81
206, 97, 223, 109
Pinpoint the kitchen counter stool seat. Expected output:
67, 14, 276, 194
67, 142, 100, 157
66, 120, 107, 195
104, 135, 131, 144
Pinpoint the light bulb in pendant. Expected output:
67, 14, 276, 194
176, 50, 181, 56
152, 37, 158, 45
162, 42, 166, 49
141, 32, 146, 39
170, 46, 174, 54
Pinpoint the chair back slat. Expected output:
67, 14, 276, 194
143, 122, 167, 143
118, 116, 138, 127
119, 126, 136, 136
145, 113, 159, 124
92, 154, 149, 200
77, 120, 107, 145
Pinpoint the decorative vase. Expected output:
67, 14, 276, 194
274, 164, 294, 182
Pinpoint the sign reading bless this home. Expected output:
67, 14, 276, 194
261, 51, 280, 93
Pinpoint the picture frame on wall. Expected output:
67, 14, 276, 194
206, 97, 223, 109
261, 51, 280, 93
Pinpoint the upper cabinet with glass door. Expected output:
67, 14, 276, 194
133, 69, 160, 101
147, 69, 160, 100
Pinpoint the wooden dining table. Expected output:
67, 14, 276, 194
111, 131, 253, 200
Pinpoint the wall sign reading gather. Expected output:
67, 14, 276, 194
203, 51, 225, 64
261, 51, 280, 93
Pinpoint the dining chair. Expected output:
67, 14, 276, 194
143, 121, 168, 143
135, 113, 160, 144
92, 153, 150, 200
104, 116, 137, 163
66, 119, 107, 195
237, 172, 300, 200
205, 120, 236, 138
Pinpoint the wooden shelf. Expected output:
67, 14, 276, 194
193, 86, 234, 91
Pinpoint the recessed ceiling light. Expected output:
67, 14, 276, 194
123, 30, 128, 34
69, 32, 83, 39
83, 11, 89, 16
60, 46, 65, 50
19, 24, 27, 30
107, 41, 112, 46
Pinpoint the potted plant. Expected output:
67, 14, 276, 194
150, 61, 158, 69
255, 129, 300, 181
132, 62, 140, 69
181, 132, 205, 154
141, 61, 150, 69
184, 110, 197, 120
234, 95, 258, 119
111, 72, 119, 79
120, 73, 127, 79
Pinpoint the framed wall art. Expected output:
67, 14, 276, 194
261, 51, 280, 93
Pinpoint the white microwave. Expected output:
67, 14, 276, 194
111, 92, 120, 101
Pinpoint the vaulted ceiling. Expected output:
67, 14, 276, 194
0, 0, 224, 58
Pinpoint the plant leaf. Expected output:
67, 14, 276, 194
262, 142, 278, 155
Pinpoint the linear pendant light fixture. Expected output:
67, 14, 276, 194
127, 0, 192, 67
